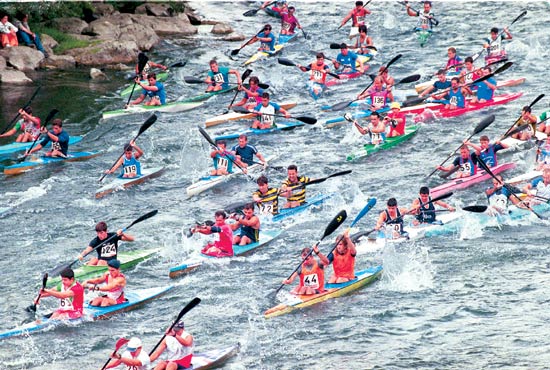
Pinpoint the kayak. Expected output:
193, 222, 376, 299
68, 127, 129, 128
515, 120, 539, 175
323, 106, 390, 128
507, 169, 542, 185
273, 193, 336, 222
186, 155, 274, 197
0, 136, 83, 159
346, 125, 420, 162
179, 86, 238, 104
264, 265, 383, 319
95, 167, 166, 199
415, 27, 433, 47
213, 121, 305, 141
415, 77, 526, 95
243, 33, 298, 66
102, 101, 204, 120
436, 92, 523, 119
47, 248, 160, 288
119, 71, 169, 97
191, 344, 240, 370
0, 286, 173, 340
308, 81, 326, 101
3, 151, 102, 176
204, 101, 297, 128
430, 162, 516, 198
169, 229, 283, 278
501, 130, 546, 151
324, 53, 376, 88
263, 6, 282, 18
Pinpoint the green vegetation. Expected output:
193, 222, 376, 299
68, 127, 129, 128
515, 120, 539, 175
33, 25, 98, 54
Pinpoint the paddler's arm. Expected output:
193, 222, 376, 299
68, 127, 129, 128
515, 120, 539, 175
435, 200, 455, 211
283, 270, 298, 285
117, 229, 134, 242
313, 245, 329, 266
229, 69, 242, 85
83, 274, 107, 287
405, 3, 419, 17
41, 287, 74, 299
128, 93, 146, 107
356, 56, 365, 74
277, 105, 291, 119
375, 212, 387, 230
130, 140, 144, 160
106, 157, 124, 175
354, 120, 369, 136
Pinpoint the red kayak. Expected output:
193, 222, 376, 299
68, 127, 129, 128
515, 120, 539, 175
325, 71, 364, 87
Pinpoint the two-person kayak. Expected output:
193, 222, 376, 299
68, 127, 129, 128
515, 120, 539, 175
346, 125, 420, 161
0, 136, 83, 159
3, 151, 101, 176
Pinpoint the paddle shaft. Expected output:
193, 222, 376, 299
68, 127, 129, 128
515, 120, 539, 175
244, 1, 276, 16
148, 297, 201, 355
1, 86, 41, 135
28, 273, 48, 312
232, 28, 264, 55
224, 69, 253, 113
472, 11, 526, 62
100, 338, 130, 370
22, 109, 60, 159
385, 192, 454, 226
278, 58, 341, 79
233, 107, 316, 124
125, 55, 149, 106
338, 0, 371, 29
503, 93, 545, 137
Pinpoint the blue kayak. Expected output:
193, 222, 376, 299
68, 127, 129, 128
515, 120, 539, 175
323, 106, 390, 128
169, 229, 283, 278
213, 121, 305, 141
3, 151, 101, 175
0, 286, 173, 340
308, 81, 326, 100
0, 136, 83, 158
273, 193, 335, 222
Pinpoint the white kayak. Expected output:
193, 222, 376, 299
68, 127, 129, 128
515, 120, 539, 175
507, 169, 542, 185
102, 102, 204, 120
204, 101, 297, 128
501, 130, 546, 151
95, 167, 166, 199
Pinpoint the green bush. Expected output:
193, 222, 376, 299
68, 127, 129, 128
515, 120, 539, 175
33, 25, 98, 53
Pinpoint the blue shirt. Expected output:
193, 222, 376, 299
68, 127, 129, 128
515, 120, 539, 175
40, 129, 70, 155
208, 66, 231, 90
231, 144, 258, 165
474, 77, 496, 101
142, 81, 166, 105
258, 31, 276, 51
336, 51, 359, 72
433, 80, 451, 92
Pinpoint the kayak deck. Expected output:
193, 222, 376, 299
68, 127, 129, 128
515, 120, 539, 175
0, 136, 83, 158
204, 101, 297, 128
346, 125, 420, 161
95, 167, 166, 199
102, 102, 204, 120
3, 151, 101, 176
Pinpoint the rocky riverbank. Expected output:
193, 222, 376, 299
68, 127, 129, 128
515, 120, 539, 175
0, 1, 245, 84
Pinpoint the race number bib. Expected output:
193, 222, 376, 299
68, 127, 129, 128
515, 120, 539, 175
52, 141, 62, 151
60, 297, 74, 310
261, 114, 274, 125
373, 95, 385, 108
303, 273, 319, 289
258, 202, 274, 215
282, 22, 291, 31
101, 243, 117, 258
465, 74, 474, 84
356, 15, 365, 25
459, 162, 472, 174
217, 157, 229, 170
213, 73, 224, 84
489, 194, 508, 209
312, 70, 325, 82
449, 96, 458, 106
371, 133, 383, 144
123, 165, 137, 176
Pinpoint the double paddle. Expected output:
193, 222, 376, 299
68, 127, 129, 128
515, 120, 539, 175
183, 76, 270, 90
278, 57, 341, 80
98, 113, 157, 183
231, 27, 265, 56
224, 69, 253, 114
243, 1, 276, 16
26, 273, 48, 313
232, 105, 317, 125
0, 86, 41, 135
125, 53, 149, 107
502, 94, 545, 137
21, 108, 60, 160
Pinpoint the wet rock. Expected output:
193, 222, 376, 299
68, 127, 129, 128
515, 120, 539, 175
119, 24, 160, 50
222, 32, 246, 42
211, 22, 234, 34
82, 19, 121, 39
47, 17, 88, 34
135, 3, 174, 17
0, 56, 6, 70
40, 55, 76, 70
65, 40, 139, 67
90, 68, 109, 80
0, 69, 33, 84
0, 47, 44, 71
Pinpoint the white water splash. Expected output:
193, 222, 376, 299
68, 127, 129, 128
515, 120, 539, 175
381, 243, 435, 292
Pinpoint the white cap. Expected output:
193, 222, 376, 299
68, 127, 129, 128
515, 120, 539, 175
126, 337, 142, 351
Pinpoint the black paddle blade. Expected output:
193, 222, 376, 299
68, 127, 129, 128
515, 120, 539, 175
439, 165, 459, 178
494, 61, 513, 75
198, 126, 217, 148
295, 116, 317, 125
277, 58, 296, 67
169, 61, 187, 68
224, 201, 246, 214
175, 297, 201, 321
384, 54, 402, 71
230, 49, 240, 56
184, 76, 204, 84
329, 43, 342, 49
512, 10, 527, 24
258, 83, 270, 89
431, 192, 453, 203
137, 114, 158, 136
328, 169, 353, 178
306, 170, 353, 186
232, 106, 251, 114
322, 210, 348, 239
129, 209, 158, 228
242, 69, 253, 81
330, 100, 353, 111
137, 53, 149, 74
402, 96, 427, 107
44, 109, 59, 125
49, 262, 72, 278
473, 115, 495, 135
243, 9, 258, 16
463, 205, 488, 213
529, 93, 545, 109
398, 74, 421, 84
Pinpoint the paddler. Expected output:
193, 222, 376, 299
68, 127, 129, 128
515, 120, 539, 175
191, 210, 234, 257
353, 24, 375, 56
106, 337, 150, 370
261, 0, 287, 14
83, 259, 126, 307
419, 69, 451, 98
136, 52, 167, 80
522, 167, 550, 206
25, 118, 69, 158
374, 198, 409, 240
510, 106, 538, 141
251, 24, 276, 53
279, 6, 302, 35
252, 175, 280, 215
470, 66, 496, 103
483, 26, 513, 63
433, 77, 470, 110
538, 107, 550, 135
466, 135, 509, 168
251, 92, 291, 130
38, 268, 84, 320
445, 47, 463, 74
535, 135, 550, 169
78, 221, 135, 266
385, 102, 406, 137
410, 186, 455, 226
354, 111, 386, 145
326, 229, 356, 284
406, 0, 437, 30
231, 134, 267, 169
209, 140, 235, 176
280, 164, 312, 208
436, 145, 477, 178
282, 245, 329, 295
105, 140, 143, 178
231, 76, 264, 111
149, 321, 194, 370
340, 1, 371, 39
205, 59, 241, 92
460, 56, 480, 86
128, 72, 166, 107
0, 106, 40, 142
230, 203, 260, 246
357, 76, 391, 111
297, 52, 331, 98
485, 174, 522, 214
332, 43, 364, 75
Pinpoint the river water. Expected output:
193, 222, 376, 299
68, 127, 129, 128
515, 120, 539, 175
1, 1, 549, 369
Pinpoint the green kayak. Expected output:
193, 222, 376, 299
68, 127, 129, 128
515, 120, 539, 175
179, 86, 237, 103
346, 125, 420, 162
119, 72, 169, 97
46, 248, 159, 287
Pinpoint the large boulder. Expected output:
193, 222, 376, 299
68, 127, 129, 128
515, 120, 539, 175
82, 19, 121, 39
0, 69, 33, 84
135, 3, 174, 17
222, 32, 246, 42
47, 17, 88, 34
100, 13, 134, 29
133, 13, 197, 36
40, 55, 76, 70
0, 47, 44, 71
90, 68, 109, 80
119, 24, 160, 50
211, 22, 234, 34
65, 40, 139, 67
0, 56, 6, 70
91, 3, 117, 17
41, 34, 58, 50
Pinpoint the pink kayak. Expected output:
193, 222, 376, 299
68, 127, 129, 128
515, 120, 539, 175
430, 162, 516, 198
325, 70, 365, 87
